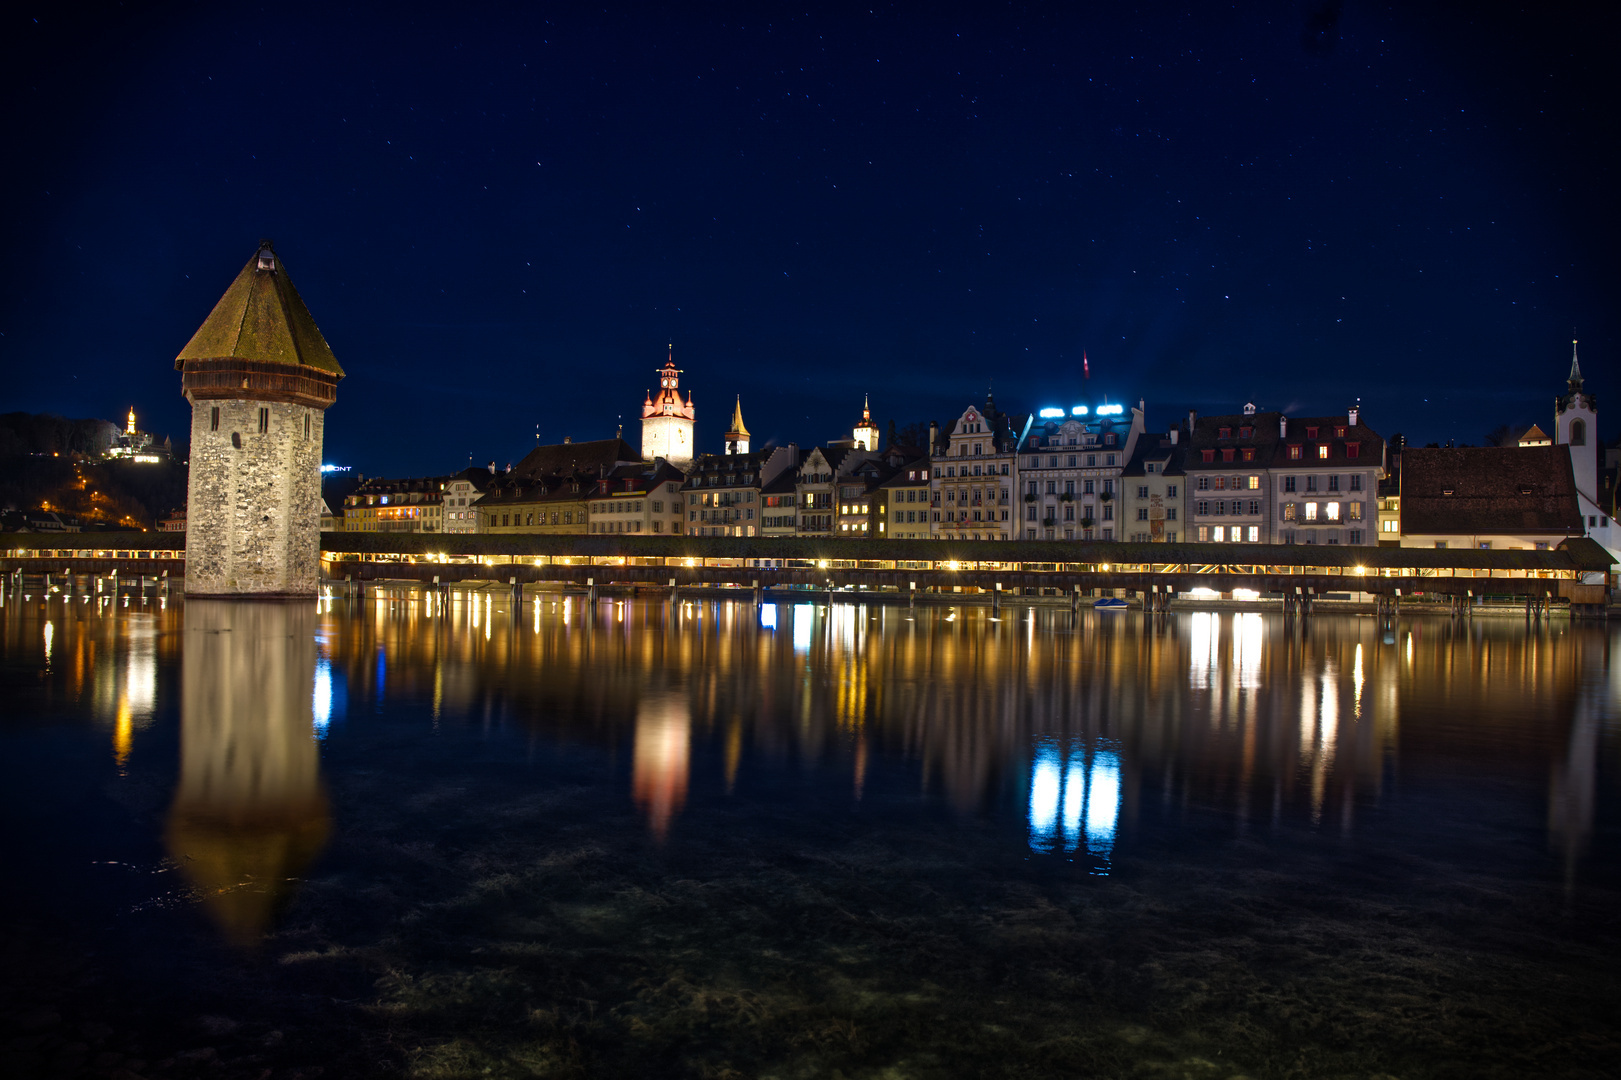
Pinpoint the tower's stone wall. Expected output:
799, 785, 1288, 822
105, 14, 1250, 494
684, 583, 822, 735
642, 413, 694, 465
185, 398, 326, 597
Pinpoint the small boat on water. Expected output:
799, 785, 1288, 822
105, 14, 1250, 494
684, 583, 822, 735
1093, 597, 1129, 611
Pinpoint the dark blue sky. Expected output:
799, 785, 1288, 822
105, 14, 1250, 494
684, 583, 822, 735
3, 2, 1615, 475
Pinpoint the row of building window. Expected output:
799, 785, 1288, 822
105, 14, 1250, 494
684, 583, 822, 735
1025, 453, 1118, 468
1196, 500, 1263, 516
1281, 501, 1363, 521
933, 464, 1010, 477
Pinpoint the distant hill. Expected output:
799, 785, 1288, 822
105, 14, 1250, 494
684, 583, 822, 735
0, 412, 186, 529
0, 412, 121, 459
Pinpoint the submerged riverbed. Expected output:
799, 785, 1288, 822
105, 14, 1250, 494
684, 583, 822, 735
2, 589, 1617, 1079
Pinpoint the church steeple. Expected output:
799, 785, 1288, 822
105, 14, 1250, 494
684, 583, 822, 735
853, 394, 880, 451
724, 395, 750, 455
1569, 338, 1584, 392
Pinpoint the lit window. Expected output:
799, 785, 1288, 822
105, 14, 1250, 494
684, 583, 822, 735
1318, 445, 1329, 459
1304, 502, 1317, 521
1326, 503, 1340, 521
1213, 526, 1226, 542
1247, 526, 1259, 542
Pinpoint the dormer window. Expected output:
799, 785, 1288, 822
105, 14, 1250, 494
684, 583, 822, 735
1305, 426, 1319, 439
1334, 426, 1347, 438
1288, 445, 1302, 460
1241, 448, 1255, 462
1239, 426, 1253, 439
1218, 426, 1232, 439
1346, 443, 1360, 459
256, 247, 275, 271
1201, 449, 1215, 463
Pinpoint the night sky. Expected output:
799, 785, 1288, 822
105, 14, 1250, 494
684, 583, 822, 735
3, 2, 1616, 476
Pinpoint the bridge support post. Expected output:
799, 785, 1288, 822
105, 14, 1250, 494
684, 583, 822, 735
510, 576, 521, 608
161, 569, 169, 599
993, 582, 1001, 613
753, 578, 762, 607
1071, 584, 1081, 614
668, 577, 678, 605
587, 576, 597, 607
909, 580, 916, 608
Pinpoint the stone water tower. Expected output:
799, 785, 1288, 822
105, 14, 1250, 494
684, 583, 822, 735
176, 241, 344, 597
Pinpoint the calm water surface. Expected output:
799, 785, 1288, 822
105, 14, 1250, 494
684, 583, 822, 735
2, 588, 1618, 1079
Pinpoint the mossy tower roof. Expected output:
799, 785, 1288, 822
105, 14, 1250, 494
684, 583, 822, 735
175, 241, 344, 376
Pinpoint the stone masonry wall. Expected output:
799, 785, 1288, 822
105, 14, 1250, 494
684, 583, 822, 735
185, 397, 326, 597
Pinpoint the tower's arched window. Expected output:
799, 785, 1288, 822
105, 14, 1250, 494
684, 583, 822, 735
1570, 418, 1586, 446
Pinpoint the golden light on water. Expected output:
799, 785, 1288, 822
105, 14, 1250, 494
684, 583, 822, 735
632, 691, 692, 839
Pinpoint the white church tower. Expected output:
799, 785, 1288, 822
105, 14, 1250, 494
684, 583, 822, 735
852, 395, 880, 451
1555, 339, 1597, 505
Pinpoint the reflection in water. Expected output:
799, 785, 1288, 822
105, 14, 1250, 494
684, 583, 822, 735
164, 601, 330, 946
633, 690, 692, 838
1030, 738, 1122, 869
10, 586, 1608, 890
297, 591, 1613, 868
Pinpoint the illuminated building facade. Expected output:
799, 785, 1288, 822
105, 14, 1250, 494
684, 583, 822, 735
591, 461, 688, 534
479, 473, 591, 533
443, 466, 493, 534
681, 446, 797, 537
641, 349, 696, 466
759, 453, 805, 536
1017, 400, 1145, 542
796, 446, 878, 534
176, 241, 342, 597
1120, 430, 1186, 543
1265, 407, 1384, 546
933, 394, 1020, 541
343, 476, 450, 532
880, 460, 935, 539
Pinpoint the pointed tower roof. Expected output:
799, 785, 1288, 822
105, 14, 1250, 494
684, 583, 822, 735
175, 241, 344, 376
726, 395, 750, 438
1569, 338, 1583, 389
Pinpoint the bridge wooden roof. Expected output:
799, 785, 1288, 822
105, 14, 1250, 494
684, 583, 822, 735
6, 533, 1611, 573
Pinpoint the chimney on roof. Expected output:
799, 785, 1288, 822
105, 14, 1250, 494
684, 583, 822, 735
1279, 416, 1288, 438
488, 461, 495, 474
1348, 403, 1360, 427
928, 421, 938, 450
563, 435, 571, 444
1169, 428, 1178, 445
1188, 410, 1196, 435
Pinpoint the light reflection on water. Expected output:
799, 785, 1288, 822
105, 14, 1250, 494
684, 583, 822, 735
2, 591, 1617, 924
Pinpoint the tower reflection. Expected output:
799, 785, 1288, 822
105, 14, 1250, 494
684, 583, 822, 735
165, 601, 329, 946
633, 689, 692, 838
